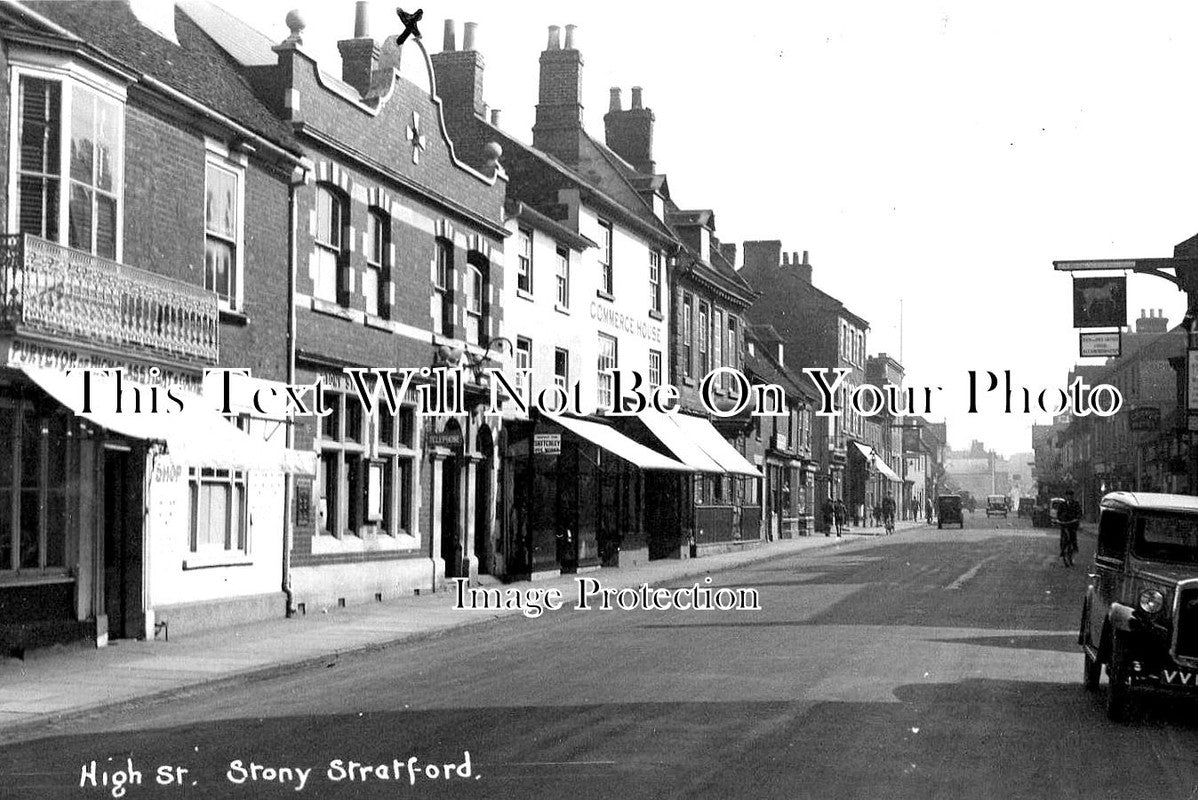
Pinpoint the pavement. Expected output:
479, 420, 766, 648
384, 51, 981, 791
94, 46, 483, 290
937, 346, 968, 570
0, 520, 927, 740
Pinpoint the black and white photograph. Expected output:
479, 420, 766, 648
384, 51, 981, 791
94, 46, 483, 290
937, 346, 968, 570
1, 1, 1198, 797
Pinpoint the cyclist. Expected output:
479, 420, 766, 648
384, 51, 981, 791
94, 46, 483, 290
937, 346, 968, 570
1057, 489, 1082, 567
881, 493, 897, 535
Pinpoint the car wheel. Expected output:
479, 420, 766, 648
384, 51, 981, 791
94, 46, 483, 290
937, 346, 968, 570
1106, 634, 1132, 722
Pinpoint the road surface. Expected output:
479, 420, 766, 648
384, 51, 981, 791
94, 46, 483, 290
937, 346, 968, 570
3, 512, 1198, 799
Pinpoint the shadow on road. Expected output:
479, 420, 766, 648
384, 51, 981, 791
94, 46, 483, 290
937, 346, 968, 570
3, 678, 1198, 800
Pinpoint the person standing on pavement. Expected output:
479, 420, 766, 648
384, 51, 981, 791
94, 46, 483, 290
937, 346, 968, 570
925, 498, 934, 525
833, 498, 847, 537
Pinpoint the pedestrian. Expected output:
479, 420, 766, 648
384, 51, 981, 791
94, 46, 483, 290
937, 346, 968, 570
833, 499, 847, 537
872, 503, 882, 528
881, 493, 897, 534
823, 501, 835, 537
925, 498, 934, 525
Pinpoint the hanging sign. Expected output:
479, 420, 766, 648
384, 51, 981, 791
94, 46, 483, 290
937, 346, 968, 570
533, 433, 561, 455
1079, 331, 1121, 357
1073, 276, 1126, 328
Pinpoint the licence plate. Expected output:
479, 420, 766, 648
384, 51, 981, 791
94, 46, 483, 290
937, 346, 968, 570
1161, 669, 1198, 687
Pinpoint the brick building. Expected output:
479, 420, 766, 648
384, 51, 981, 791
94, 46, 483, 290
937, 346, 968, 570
0, 0, 314, 650
740, 244, 869, 531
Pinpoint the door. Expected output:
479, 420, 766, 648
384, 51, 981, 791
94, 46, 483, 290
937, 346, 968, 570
440, 455, 462, 577
1088, 506, 1129, 647
103, 447, 143, 640
474, 427, 493, 574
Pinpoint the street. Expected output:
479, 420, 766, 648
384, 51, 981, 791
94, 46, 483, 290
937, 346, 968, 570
4, 514, 1198, 800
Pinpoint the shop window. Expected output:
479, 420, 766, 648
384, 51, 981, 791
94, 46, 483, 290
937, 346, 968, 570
188, 468, 247, 554
15, 73, 123, 258
314, 184, 346, 303
0, 405, 70, 573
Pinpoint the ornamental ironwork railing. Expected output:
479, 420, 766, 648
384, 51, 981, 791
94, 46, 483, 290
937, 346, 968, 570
0, 234, 218, 364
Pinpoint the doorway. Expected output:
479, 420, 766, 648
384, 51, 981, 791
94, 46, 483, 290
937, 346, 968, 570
440, 421, 464, 578
103, 446, 143, 640
473, 426, 493, 574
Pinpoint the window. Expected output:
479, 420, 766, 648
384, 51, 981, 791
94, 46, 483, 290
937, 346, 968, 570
434, 239, 454, 336
466, 257, 488, 345
698, 303, 710, 376
204, 156, 243, 310
726, 316, 738, 392
554, 348, 569, 390
683, 294, 694, 378
189, 468, 247, 554
317, 391, 371, 537
598, 219, 613, 295
314, 185, 345, 303
714, 309, 724, 380
516, 337, 532, 394
649, 250, 661, 313
597, 333, 618, 409
0, 405, 71, 573
15, 74, 123, 258
364, 208, 391, 318
517, 228, 533, 293
649, 349, 662, 389
555, 246, 570, 308
374, 399, 416, 536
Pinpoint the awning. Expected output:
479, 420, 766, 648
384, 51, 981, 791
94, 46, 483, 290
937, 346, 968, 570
551, 415, 694, 472
853, 441, 901, 483
20, 366, 315, 474
669, 413, 763, 477
638, 410, 726, 473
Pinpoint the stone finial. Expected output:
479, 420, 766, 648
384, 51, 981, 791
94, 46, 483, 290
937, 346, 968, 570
284, 9, 305, 44
484, 141, 503, 169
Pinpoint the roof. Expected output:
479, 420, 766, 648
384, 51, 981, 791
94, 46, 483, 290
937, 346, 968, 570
745, 347, 816, 404
24, 1, 296, 148
1102, 492, 1198, 513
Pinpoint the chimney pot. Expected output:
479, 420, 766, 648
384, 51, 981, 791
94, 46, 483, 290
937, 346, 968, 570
547, 25, 561, 50
792, 251, 799, 265
353, 1, 370, 37
782, 252, 789, 266
463, 21, 478, 50
564, 24, 577, 50
609, 87, 622, 111
802, 250, 809, 265
631, 86, 643, 109
490, 108, 501, 126
442, 19, 455, 50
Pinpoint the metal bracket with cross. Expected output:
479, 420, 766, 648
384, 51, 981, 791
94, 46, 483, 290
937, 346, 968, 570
406, 111, 427, 164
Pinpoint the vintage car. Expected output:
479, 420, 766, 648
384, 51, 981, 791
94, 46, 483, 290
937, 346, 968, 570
937, 494, 964, 529
985, 494, 1008, 518
1079, 492, 1198, 721
1017, 498, 1035, 518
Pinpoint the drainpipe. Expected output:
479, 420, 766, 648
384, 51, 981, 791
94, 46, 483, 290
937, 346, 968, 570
283, 161, 311, 617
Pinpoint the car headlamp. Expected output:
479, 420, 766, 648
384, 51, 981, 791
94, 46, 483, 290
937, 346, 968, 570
1138, 588, 1165, 615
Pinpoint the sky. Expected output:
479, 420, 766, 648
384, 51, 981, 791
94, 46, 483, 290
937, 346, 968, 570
212, 0, 1198, 456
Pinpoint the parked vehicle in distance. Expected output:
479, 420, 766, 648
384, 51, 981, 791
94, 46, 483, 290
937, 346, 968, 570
937, 494, 964, 529
1018, 498, 1035, 518
986, 494, 1008, 518
1079, 492, 1198, 721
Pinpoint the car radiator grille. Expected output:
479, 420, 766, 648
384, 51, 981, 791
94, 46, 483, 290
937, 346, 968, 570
1176, 588, 1198, 661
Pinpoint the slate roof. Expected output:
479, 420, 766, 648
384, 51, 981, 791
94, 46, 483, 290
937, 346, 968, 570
23, 1, 296, 148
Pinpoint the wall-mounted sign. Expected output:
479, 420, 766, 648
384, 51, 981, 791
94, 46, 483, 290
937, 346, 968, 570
294, 476, 313, 527
533, 433, 561, 455
1129, 407, 1161, 432
426, 431, 464, 450
1073, 276, 1127, 329
1079, 331, 1121, 358
1189, 350, 1198, 411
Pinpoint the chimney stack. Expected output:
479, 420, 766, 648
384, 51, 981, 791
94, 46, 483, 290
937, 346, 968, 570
609, 87, 622, 112
430, 21, 486, 120
604, 84, 655, 173
1135, 308, 1169, 333
532, 24, 585, 164
337, 1, 379, 95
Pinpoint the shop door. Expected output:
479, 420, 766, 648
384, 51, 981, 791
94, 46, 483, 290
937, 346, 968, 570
103, 447, 143, 640
441, 456, 463, 577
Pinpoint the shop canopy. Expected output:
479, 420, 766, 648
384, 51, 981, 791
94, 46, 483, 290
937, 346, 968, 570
638, 411, 762, 478
853, 442, 902, 484
19, 366, 316, 474
551, 415, 694, 472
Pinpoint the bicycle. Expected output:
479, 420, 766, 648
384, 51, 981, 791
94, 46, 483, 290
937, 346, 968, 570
1059, 522, 1079, 567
